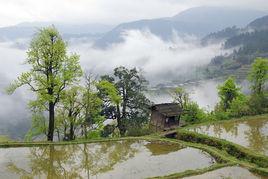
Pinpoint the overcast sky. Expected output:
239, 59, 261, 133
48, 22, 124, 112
0, 0, 268, 27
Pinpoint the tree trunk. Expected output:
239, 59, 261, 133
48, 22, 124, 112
70, 122, 74, 140
84, 124, 88, 139
47, 102, 55, 141
116, 103, 125, 135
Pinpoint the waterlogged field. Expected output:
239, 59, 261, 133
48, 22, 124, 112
0, 140, 216, 178
190, 116, 268, 155
184, 166, 268, 179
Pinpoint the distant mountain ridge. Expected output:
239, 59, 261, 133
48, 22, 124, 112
94, 6, 266, 48
0, 22, 114, 41
0, 6, 266, 48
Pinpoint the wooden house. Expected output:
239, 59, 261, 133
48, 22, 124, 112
149, 103, 182, 131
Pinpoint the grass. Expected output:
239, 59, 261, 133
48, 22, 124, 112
0, 135, 10, 143
176, 129, 268, 168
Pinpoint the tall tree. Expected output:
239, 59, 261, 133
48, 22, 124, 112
248, 58, 268, 114
113, 66, 151, 135
248, 58, 268, 95
217, 77, 240, 111
8, 26, 82, 141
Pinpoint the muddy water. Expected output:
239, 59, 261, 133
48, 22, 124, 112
191, 117, 268, 155
0, 140, 216, 179
184, 166, 268, 179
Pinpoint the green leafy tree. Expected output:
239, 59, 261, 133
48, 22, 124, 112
56, 86, 84, 140
247, 58, 268, 114
248, 58, 268, 95
217, 77, 240, 111
113, 66, 151, 135
96, 80, 121, 119
227, 94, 251, 117
81, 74, 104, 139
99, 67, 151, 135
7, 26, 82, 141
171, 87, 189, 111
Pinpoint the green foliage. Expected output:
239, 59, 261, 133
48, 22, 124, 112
126, 124, 152, 137
181, 102, 208, 123
246, 58, 268, 114
99, 66, 151, 135
25, 112, 47, 141
248, 94, 268, 114
170, 87, 189, 110
248, 58, 268, 95
87, 130, 102, 139
227, 94, 251, 117
217, 77, 241, 111
96, 80, 121, 105
7, 26, 82, 141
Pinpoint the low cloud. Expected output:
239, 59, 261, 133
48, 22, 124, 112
71, 30, 227, 84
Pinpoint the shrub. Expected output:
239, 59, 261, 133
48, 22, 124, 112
228, 94, 251, 117
248, 93, 268, 114
126, 124, 152, 137
182, 102, 208, 123
87, 130, 102, 139
213, 110, 230, 120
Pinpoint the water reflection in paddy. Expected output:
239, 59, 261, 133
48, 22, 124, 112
0, 140, 216, 179
184, 166, 268, 179
191, 117, 268, 155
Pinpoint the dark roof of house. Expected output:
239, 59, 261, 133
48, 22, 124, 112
151, 103, 182, 117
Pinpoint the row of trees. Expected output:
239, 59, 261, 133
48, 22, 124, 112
172, 58, 268, 123
8, 26, 151, 141
216, 58, 268, 118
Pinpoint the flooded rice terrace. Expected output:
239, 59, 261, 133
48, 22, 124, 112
184, 166, 268, 179
191, 117, 268, 156
0, 140, 216, 179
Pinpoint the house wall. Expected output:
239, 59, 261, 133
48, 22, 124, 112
163, 116, 179, 129
150, 110, 165, 131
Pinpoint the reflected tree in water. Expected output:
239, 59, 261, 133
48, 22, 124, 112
6, 141, 138, 178
244, 119, 268, 154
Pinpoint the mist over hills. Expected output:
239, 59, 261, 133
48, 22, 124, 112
94, 7, 266, 48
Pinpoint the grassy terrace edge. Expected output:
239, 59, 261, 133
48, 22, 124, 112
176, 129, 268, 166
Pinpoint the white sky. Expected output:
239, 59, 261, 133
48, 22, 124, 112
0, 0, 268, 27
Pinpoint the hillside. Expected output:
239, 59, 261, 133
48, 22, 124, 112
94, 7, 265, 48
248, 15, 268, 30
204, 14, 268, 80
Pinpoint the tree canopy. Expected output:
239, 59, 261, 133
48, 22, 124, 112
8, 26, 82, 141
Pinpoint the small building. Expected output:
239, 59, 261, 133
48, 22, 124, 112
149, 103, 182, 131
